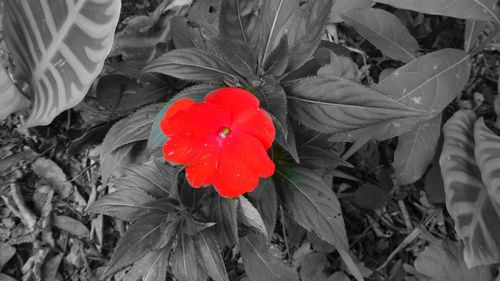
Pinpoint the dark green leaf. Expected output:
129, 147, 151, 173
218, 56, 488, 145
87, 189, 155, 221
0, 242, 15, 270
354, 183, 389, 210
341, 8, 418, 63
147, 84, 218, 151
260, 0, 300, 64
414, 240, 492, 281
394, 114, 441, 185
109, 161, 175, 198
124, 249, 169, 281
143, 48, 238, 83
373, 0, 500, 22
299, 253, 330, 281
219, 0, 261, 46
464, 19, 488, 52
275, 121, 300, 163
298, 145, 352, 171
285, 75, 426, 134
193, 230, 229, 281
171, 16, 205, 49
52, 215, 90, 238
238, 196, 267, 238
212, 38, 258, 80
240, 232, 299, 281
101, 214, 163, 279
264, 35, 289, 77
285, 0, 334, 74
330, 0, 373, 23
100, 105, 159, 183
208, 196, 238, 247
247, 179, 278, 239
172, 232, 207, 281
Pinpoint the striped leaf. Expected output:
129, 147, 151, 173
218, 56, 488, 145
3, 0, 121, 127
0, 66, 30, 119
474, 118, 500, 206
440, 110, 500, 267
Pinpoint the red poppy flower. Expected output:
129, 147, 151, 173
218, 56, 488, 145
160, 87, 276, 197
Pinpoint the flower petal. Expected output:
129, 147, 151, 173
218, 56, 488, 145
162, 135, 207, 165
214, 131, 275, 197
231, 109, 275, 149
162, 102, 231, 138
185, 142, 221, 187
205, 88, 260, 119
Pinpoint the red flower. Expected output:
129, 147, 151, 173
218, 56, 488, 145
160, 87, 276, 197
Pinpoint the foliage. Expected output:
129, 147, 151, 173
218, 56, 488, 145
3, 0, 500, 280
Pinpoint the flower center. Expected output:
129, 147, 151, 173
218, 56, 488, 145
218, 127, 231, 138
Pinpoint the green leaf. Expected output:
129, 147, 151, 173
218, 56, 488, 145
275, 120, 300, 163
264, 35, 289, 77
260, 0, 300, 64
100, 104, 159, 183
147, 84, 218, 151
143, 48, 238, 83
87, 189, 155, 221
240, 232, 299, 281
299, 253, 330, 281
219, 0, 260, 46
373, 0, 500, 22
285, 0, 334, 74
464, 19, 488, 52
329, 0, 373, 23
0, 242, 16, 270
193, 230, 229, 281
285, 75, 426, 134
212, 38, 258, 80
3, 0, 120, 127
440, 110, 500, 267
238, 196, 267, 239
172, 232, 207, 281
208, 196, 238, 248
376, 49, 471, 113
124, 249, 170, 281
246, 179, 278, 239
394, 114, 441, 185
474, 118, 500, 205
101, 214, 163, 279
276, 166, 348, 249
171, 16, 205, 49
298, 145, 352, 171
109, 160, 175, 198
341, 8, 418, 63
354, 183, 389, 210
413, 240, 492, 281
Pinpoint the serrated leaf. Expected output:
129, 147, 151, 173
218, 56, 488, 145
172, 232, 207, 281
247, 179, 278, 239
52, 215, 90, 238
240, 232, 299, 281
193, 230, 229, 281
87, 189, 155, 221
276, 166, 347, 249
238, 196, 267, 238
212, 37, 257, 80
260, 0, 300, 64
394, 114, 441, 185
373, 0, 500, 22
264, 35, 289, 77
285, 0, 334, 74
414, 240, 492, 281
208, 196, 238, 248
147, 84, 218, 151
124, 249, 170, 281
474, 117, 500, 205
329, 0, 373, 23
298, 145, 352, 171
285, 75, 426, 134
341, 8, 417, 63
376, 49, 471, 113
255, 77, 289, 142
275, 120, 300, 163
101, 214, 163, 279
0, 65, 29, 120
3, 0, 120, 127
143, 48, 238, 83
440, 110, 500, 267
219, 0, 260, 46
109, 161, 175, 198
